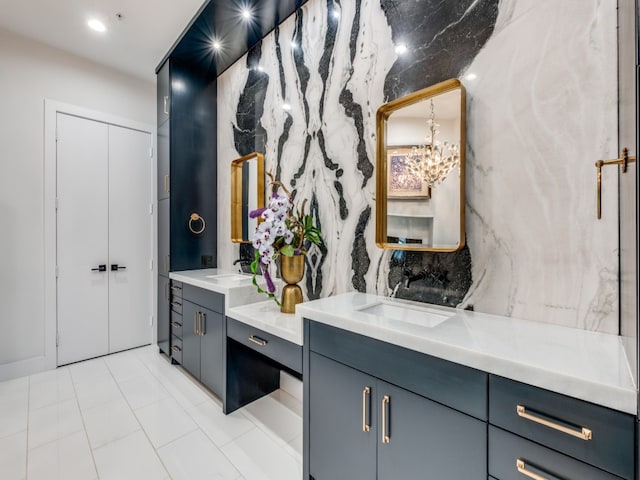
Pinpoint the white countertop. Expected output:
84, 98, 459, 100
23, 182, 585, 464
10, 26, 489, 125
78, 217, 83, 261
297, 292, 637, 415
169, 269, 267, 311
227, 301, 302, 345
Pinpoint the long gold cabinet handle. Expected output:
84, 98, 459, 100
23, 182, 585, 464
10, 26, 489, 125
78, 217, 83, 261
248, 335, 268, 346
516, 405, 592, 441
200, 312, 206, 336
595, 147, 635, 219
362, 387, 371, 432
164, 174, 170, 193
516, 459, 550, 480
381, 395, 390, 444
170, 321, 182, 329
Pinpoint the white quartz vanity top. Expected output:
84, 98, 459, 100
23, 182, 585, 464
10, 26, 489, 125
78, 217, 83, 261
297, 292, 637, 414
169, 269, 266, 310
227, 301, 303, 346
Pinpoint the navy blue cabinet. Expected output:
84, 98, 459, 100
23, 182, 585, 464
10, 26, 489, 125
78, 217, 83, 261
305, 321, 488, 480
157, 276, 170, 355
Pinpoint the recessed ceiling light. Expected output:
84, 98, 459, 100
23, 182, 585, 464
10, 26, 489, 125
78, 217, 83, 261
212, 40, 222, 51
88, 19, 106, 32
395, 43, 408, 55
241, 8, 252, 20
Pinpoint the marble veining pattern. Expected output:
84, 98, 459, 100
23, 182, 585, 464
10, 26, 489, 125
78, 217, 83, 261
217, 0, 619, 333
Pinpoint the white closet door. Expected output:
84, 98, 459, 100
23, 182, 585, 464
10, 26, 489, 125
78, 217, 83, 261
108, 125, 152, 353
56, 113, 109, 366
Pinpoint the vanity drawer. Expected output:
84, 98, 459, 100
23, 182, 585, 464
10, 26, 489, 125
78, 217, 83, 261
170, 280, 183, 299
227, 317, 302, 374
170, 335, 182, 363
489, 375, 634, 479
489, 426, 622, 480
170, 313, 183, 338
183, 284, 224, 314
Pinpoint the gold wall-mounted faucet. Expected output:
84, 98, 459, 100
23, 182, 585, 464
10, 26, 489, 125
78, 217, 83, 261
595, 147, 635, 219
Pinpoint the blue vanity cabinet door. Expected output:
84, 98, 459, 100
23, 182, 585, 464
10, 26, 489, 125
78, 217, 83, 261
157, 120, 170, 201
308, 352, 377, 480
156, 60, 170, 127
158, 198, 170, 276
199, 306, 224, 398
181, 300, 201, 379
377, 380, 487, 480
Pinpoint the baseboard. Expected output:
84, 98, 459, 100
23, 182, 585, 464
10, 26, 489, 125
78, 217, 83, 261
0, 355, 56, 382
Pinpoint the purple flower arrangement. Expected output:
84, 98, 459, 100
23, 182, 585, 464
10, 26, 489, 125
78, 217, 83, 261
249, 173, 324, 305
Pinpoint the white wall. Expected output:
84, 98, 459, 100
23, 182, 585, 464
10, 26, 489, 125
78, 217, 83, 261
0, 28, 155, 374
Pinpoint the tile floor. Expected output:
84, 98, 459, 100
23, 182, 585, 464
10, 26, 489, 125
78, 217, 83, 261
0, 345, 303, 480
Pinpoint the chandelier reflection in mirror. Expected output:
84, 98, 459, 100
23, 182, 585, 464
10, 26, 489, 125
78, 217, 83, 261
405, 100, 460, 188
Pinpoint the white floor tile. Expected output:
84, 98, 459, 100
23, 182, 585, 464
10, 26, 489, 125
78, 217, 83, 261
93, 430, 169, 480
135, 396, 198, 448
155, 368, 211, 409
28, 398, 84, 449
105, 353, 149, 384
0, 393, 28, 439
280, 371, 303, 402
0, 431, 26, 480
222, 428, 302, 480
74, 376, 123, 411
0, 376, 29, 397
119, 374, 170, 410
28, 369, 75, 411
27, 431, 97, 480
82, 397, 140, 449
158, 429, 241, 480
284, 434, 303, 462
68, 357, 112, 385
187, 399, 255, 447
243, 391, 302, 446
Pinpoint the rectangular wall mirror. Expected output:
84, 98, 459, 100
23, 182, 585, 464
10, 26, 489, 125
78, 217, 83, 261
231, 152, 265, 243
376, 78, 466, 252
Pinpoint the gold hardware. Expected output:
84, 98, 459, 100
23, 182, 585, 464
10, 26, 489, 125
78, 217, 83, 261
516, 459, 549, 480
362, 387, 371, 432
170, 285, 182, 292
516, 405, 592, 440
163, 95, 169, 115
194, 312, 199, 335
170, 345, 181, 353
595, 147, 636, 219
188, 213, 206, 234
200, 312, 206, 336
164, 174, 169, 193
280, 254, 305, 314
231, 152, 265, 243
170, 321, 181, 329
381, 395, 390, 444
170, 301, 181, 308
248, 335, 268, 346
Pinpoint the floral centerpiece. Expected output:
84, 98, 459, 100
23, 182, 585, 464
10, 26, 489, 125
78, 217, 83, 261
249, 173, 324, 307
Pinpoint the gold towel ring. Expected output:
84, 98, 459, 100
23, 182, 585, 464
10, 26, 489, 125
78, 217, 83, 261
188, 213, 206, 234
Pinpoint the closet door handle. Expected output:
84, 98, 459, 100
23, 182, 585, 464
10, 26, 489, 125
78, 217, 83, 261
381, 395, 390, 444
362, 387, 371, 432
91, 264, 107, 272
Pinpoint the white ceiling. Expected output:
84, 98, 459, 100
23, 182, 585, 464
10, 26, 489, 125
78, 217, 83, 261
0, 0, 208, 83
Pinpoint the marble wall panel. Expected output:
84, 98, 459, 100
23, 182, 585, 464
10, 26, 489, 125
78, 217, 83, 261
217, 0, 619, 332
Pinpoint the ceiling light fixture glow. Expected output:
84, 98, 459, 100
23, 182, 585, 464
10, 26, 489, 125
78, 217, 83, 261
212, 40, 222, 51
88, 19, 106, 32
241, 8, 252, 20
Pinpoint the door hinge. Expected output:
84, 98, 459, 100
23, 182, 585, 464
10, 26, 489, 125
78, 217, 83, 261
149, 146, 153, 158
149, 259, 153, 270
149, 203, 153, 215
56, 333, 59, 347
149, 315, 153, 326
55, 266, 59, 278
55, 198, 59, 210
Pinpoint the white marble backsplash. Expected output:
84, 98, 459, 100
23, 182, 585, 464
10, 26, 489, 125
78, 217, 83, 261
217, 0, 620, 333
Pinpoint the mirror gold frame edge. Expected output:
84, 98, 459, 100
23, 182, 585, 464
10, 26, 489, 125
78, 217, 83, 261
375, 78, 466, 252
231, 152, 265, 243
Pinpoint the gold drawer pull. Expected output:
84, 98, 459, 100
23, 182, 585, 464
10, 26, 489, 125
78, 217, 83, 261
170, 285, 182, 292
170, 345, 181, 353
248, 335, 268, 346
516, 459, 550, 480
171, 301, 182, 308
516, 405, 592, 441
362, 387, 371, 432
170, 321, 182, 329
381, 395, 390, 444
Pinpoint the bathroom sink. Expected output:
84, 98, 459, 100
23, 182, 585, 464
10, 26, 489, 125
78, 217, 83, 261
357, 301, 454, 328
204, 273, 252, 284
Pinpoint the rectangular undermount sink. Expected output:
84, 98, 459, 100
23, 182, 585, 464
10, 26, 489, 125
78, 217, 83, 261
204, 273, 252, 283
357, 301, 454, 328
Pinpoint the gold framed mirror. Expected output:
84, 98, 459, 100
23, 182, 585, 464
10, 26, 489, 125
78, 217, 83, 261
231, 152, 265, 243
376, 78, 466, 252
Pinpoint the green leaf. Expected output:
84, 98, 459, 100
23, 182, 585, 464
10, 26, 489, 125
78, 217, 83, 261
280, 245, 295, 257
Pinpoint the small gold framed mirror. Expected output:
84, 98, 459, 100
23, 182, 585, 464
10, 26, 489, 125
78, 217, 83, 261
376, 78, 466, 252
231, 152, 265, 243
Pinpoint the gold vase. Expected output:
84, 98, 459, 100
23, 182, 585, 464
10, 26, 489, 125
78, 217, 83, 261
280, 254, 304, 314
